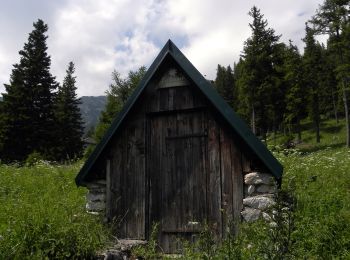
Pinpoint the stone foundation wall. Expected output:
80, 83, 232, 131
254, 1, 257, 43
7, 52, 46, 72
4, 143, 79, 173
84, 172, 277, 221
241, 172, 277, 222
86, 180, 106, 213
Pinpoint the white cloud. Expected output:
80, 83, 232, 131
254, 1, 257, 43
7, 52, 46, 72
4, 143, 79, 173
0, 0, 325, 97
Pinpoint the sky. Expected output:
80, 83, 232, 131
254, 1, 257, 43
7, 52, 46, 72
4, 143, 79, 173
0, 0, 325, 97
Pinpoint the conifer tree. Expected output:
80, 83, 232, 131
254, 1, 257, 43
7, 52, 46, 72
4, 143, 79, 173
319, 45, 339, 121
303, 24, 324, 143
283, 41, 306, 141
54, 62, 84, 161
238, 6, 281, 137
233, 59, 249, 120
214, 65, 235, 107
0, 19, 58, 162
268, 42, 288, 138
94, 66, 146, 142
310, 0, 350, 146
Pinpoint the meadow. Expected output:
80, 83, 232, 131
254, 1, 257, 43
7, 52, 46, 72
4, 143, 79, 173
0, 162, 109, 259
0, 118, 349, 259
272, 130, 350, 258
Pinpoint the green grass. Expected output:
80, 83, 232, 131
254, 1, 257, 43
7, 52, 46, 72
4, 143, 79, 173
262, 118, 350, 258
0, 162, 109, 259
275, 147, 350, 258
268, 118, 347, 151
1, 117, 349, 259
131, 118, 350, 259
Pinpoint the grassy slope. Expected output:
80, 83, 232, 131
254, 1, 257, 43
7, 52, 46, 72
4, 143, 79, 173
0, 162, 109, 259
273, 118, 350, 258
0, 118, 349, 259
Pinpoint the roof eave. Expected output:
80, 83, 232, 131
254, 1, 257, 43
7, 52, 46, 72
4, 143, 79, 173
75, 42, 173, 186
76, 39, 283, 186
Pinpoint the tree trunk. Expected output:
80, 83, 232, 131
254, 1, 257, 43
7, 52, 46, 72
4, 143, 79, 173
342, 80, 350, 147
314, 92, 321, 143
331, 87, 339, 124
296, 118, 302, 143
315, 111, 321, 143
335, 30, 350, 147
316, 121, 320, 143
251, 105, 256, 134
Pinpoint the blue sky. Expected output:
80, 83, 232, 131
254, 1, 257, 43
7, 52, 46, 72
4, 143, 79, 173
0, 0, 325, 96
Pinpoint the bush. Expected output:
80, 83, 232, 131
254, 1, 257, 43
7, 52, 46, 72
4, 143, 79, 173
25, 151, 45, 166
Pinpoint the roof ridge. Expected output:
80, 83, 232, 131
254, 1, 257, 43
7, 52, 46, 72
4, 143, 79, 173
75, 40, 282, 186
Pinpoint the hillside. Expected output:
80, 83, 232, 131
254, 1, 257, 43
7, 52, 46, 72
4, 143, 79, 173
1, 95, 106, 134
79, 96, 107, 133
0, 118, 349, 259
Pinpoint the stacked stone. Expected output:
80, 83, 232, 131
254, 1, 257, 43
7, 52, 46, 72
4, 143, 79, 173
241, 172, 276, 222
86, 180, 106, 213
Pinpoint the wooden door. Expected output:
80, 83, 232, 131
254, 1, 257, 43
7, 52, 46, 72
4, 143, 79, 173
147, 110, 208, 252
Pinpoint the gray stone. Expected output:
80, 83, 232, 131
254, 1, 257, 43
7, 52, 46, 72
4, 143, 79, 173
86, 180, 106, 190
256, 184, 276, 194
90, 188, 106, 194
262, 212, 272, 221
96, 240, 147, 260
95, 250, 124, 260
86, 201, 105, 211
86, 192, 106, 202
269, 221, 277, 228
118, 239, 147, 251
247, 185, 255, 195
243, 195, 275, 210
244, 172, 274, 185
96, 179, 106, 185
241, 207, 261, 222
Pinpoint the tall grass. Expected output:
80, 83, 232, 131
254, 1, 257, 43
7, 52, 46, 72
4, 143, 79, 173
133, 118, 350, 259
0, 162, 109, 259
1, 118, 349, 259
276, 147, 350, 258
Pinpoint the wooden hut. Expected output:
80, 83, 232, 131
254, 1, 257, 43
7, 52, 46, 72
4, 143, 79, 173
75, 40, 283, 253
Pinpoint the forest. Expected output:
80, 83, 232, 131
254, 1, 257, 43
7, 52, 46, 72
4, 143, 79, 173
94, 2, 350, 155
0, 1, 349, 162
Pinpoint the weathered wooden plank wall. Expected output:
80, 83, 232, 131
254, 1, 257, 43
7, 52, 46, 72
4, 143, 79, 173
104, 60, 246, 252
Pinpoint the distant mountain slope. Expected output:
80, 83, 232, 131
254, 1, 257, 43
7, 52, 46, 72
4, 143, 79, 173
79, 96, 107, 134
0, 95, 106, 134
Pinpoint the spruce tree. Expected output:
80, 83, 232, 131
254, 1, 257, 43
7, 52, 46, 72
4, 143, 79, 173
233, 58, 250, 121
239, 6, 281, 137
94, 66, 146, 142
310, 0, 350, 146
303, 24, 324, 143
214, 65, 235, 107
319, 45, 339, 121
54, 62, 84, 161
0, 19, 58, 162
283, 41, 306, 141
268, 42, 289, 139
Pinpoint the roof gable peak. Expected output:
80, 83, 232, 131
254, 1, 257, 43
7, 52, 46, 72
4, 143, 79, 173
75, 39, 283, 186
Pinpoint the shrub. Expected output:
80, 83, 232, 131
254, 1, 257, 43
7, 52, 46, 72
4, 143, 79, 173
25, 151, 45, 166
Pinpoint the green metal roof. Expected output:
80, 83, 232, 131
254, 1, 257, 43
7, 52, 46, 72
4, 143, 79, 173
76, 40, 283, 186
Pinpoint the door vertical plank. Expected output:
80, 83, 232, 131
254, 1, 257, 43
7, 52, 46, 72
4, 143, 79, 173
207, 114, 222, 238
230, 136, 243, 233
119, 129, 128, 237
220, 128, 234, 237
106, 159, 111, 220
